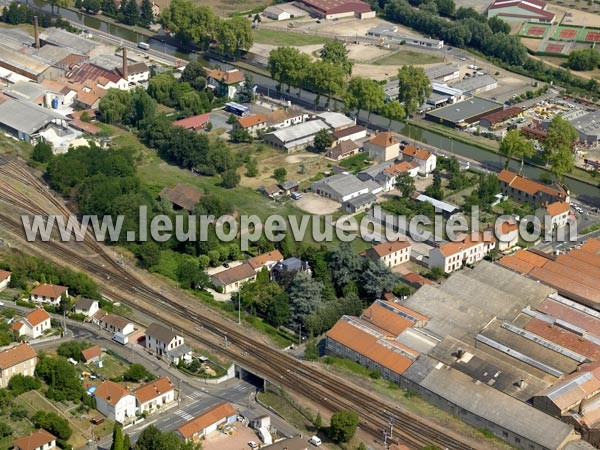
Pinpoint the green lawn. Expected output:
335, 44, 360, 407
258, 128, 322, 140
252, 28, 332, 46
339, 153, 370, 173
0, 133, 33, 159
373, 50, 443, 66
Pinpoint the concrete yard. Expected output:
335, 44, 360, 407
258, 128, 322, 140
201, 424, 262, 450
293, 193, 341, 215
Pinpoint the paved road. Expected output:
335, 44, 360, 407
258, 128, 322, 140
0, 302, 300, 449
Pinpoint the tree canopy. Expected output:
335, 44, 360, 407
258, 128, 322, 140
396, 65, 431, 115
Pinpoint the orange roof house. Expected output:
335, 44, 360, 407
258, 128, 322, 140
498, 169, 569, 207
12, 429, 56, 450
172, 113, 211, 131
365, 240, 412, 268
29, 284, 68, 306
236, 114, 266, 129
247, 250, 284, 271
81, 344, 102, 363
177, 402, 238, 441
11, 308, 52, 339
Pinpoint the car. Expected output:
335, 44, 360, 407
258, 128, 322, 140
248, 441, 259, 449
401, 140, 409, 146
291, 192, 302, 200
223, 263, 230, 268
0, 301, 4, 306
308, 436, 322, 446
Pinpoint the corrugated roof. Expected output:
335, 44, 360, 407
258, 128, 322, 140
481, 106, 523, 125
0, 99, 69, 136
159, 184, 202, 211
360, 301, 414, 335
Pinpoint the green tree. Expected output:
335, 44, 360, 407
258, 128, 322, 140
121, 0, 139, 25
343, 77, 385, 123
425, 168, 443, 200
111, 423, 124, 450
567, 48, 600, 71
273, 167, 287, 183
139, 0, 153, 26
83, 0, 100, 13
307, 61, 346, 108
221, 169, 240, 188
320, 41, 353, 77
314, 411, 323, 430
35, 356, 84, 402
180, 60, 207, 91
499, 129, 535, 173
245, 158, 258, 177
135, 241, 161, 269
268, 47, 311, 93
396, 172, 416, 197
32, 411, 72, 440
313, 129, 333, 153
329, 410, 359, 443
8, 375, 41, 395
230, 128, 253, 143
0, 422, 11, 438
380, 100, 406, 129
396, 65, 432, 116
123, 433, 131, 450
123, 363, 155, 382
545, 114, 578, 181
32, 140, 53, 163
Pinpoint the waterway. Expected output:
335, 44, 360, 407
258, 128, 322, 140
20, 0, 600, 200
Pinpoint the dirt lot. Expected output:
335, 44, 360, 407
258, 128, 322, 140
317, 17, 424, 38
452, 0, 491, 13
249, 43, 323, 60
201, 424, 262, 450
294, 193, 341, 215
346, 43, 391, 62
557, 6, 600, 26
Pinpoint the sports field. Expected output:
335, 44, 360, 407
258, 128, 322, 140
552, 25, 582, 40
520, 22, 551, 38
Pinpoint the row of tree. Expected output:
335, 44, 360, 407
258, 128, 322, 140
566, 48, 600, 72
75, 0, 154, 28
0, 2, 72, 29
161, 0, 252, 57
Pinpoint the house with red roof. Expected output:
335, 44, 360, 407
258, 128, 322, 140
11, 308, 52, 339
172, 113, 211, 132
498, 169, 569, 208
487, 0, 555, 22
207, 69, 245, 99
402, 145, 437, 176
12, 429, 57, 450
29, 284, 68, 307
0, 270, 11, 291
536, 201, 572, 231
296, 0, 375, 19
366, 240, 411, 268
233, 113, 267, 137
429, 231, 496, 273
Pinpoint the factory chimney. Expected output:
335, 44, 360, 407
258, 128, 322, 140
122, 47, 128, 81
33, 16, 40, 49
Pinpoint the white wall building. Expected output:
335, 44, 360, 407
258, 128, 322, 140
94, 380, 137, 424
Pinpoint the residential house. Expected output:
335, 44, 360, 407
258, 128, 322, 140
93, 311, 135, 335
247, 250, 284, 272
11, 308, 52, 339
494, 219, 519, 252
12, 429, 57, 450
265, 108, 309, 129
498, 169, 569, 208
258, 185, 283, 199
331, 125, 367, 144
536, 201, 572, 232
144, 322, 191, 364
365, 240, 411, 268
29, 284, 68, 307
311, 173, 369, 203
81, 344, 102, 364
94, 380, 137, 423
233, 114, 267, 137
364, 132, 400, 162
428, 231, 496, 273
272, 257, 310, 280
134, 376, 175, 415
207, 69, 245, 99
262, 438, 308, 450
0, 270, 11, 291
118, 61, 150, 84
211, 263, 257, 294
172, 113, 211, 132
343, 192, 376, 213
380, 161, 420, 191
159, 184, 202, 212
177, 402, 238, 442
73, 298, 99, 318
402, 146, 437, 176
326, 140, 359, 161
277, 181, 299, 195
0, 343, 37, 388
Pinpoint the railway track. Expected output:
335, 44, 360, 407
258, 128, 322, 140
0, 156, 478, 450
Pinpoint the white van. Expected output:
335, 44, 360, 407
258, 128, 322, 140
308, 436, 322, 446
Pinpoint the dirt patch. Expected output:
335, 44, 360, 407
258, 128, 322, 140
249, 43, 324, 59
353, 61, 441, 80
286, 153, 321, 164
294, 193, 340, 215
346, 43, 391, 62
317, 17, 424, 38
549, 4, 599, 27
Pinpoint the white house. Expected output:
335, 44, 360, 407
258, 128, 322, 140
207, 69, 245, 99
536, 201, 572, 232
11, 308, 52, 339
93, 311, 134, 335
266, 108, 309, 129
12, 429, 57, 450
73, 298, 99, 318
94, 380, 137, 424
134, 376, 176, 415
29, 284, 68, 307
379, 160, 420, 192
145, 322, 191, 363
402, 146, 437, 176
263, 5, 291, 20
365, 240, 411, 268
494, 219, 519, 252
0, 270, 10, 292
0, 343, 37, 388
428, 231, 496, 273
211, 263, 257, 294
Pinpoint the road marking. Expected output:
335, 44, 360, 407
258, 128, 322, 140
188, 391, 203, 399
174, 410, 194, 421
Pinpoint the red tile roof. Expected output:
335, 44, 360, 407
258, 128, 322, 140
0, 270, 11, 282
212, 263, 256, 286
480, 106, 523, 125
236, 114, 266, 129
208, 69, 245, 85
12, 429, 56, 450
360, 302, 413, 336
383, 161, 419, 177
0, 343, 37, 369
402, 272, 436, 287
134, 376, 174, 404
367, 240, 410, 258
498, 169, 566, 199
369, 132, 397, 148
247, 250, 284, 270
172, 113, 211, 131
81, 344, 102, 362
525, 318, 600, 361
545, 201, 570, 216
68, 62, 122, 85
94, 380, 132, 406
178, 402, 237, 439
30, 284, 68, 299
299, 0, 372, 15
25, 308, 51, 327
402, 145, 432, 161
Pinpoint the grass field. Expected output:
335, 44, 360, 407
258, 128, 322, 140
252, 29, 332, 46
0, 133, 33, 159
373, 50, 443, 66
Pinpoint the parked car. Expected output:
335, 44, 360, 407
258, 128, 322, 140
291, 192, 302, 200
309, 436, 322, 446
248, 442, 258, 449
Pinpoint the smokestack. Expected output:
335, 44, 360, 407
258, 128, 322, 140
122, 47, 128, 80
34, 16, 40, 49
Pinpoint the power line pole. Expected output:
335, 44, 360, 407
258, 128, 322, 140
238, 291, 241, 325
389, 416, 395, 440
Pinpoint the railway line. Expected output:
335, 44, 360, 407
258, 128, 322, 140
0, 155, 479, 450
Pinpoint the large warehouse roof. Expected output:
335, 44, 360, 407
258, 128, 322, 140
298, 0, 372, 15
0, 98, 69, 136
426, 97, 502, 123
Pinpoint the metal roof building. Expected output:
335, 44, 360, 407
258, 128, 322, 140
39, 28, 99, 55
0, 98, 70, 142
367, 24, 444, 49
264, 119, 330, 153
567, 110, 600, 145
425, 97, 503, 127
450, 74, 498, 95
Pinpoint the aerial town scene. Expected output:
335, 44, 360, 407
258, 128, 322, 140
0, 0, 599, 447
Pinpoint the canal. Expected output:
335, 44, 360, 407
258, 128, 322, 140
20, 0, 600, 200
